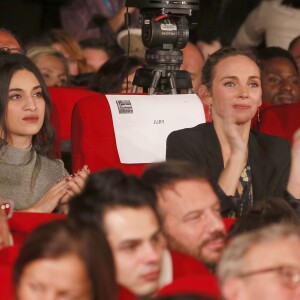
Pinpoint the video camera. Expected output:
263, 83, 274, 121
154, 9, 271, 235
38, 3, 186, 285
125, 0, 199, 94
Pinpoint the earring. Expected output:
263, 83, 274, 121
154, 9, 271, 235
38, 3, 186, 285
208, 104, 212, 116
257, 107, 260, 122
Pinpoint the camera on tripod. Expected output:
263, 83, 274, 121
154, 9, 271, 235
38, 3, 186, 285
125, 0, 199, 94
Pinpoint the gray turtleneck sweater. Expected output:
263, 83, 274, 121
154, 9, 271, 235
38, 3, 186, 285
0, 144, 67, 210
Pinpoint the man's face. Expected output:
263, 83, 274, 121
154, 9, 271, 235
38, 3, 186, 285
227, 238, 300, 300
261, 57, 299, 105
181, 43, 204, 95
0, 31, 21, 53
158, 179, 226, 266
104, 206, 165, 297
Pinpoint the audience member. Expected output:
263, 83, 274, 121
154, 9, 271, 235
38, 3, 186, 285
68, 169, 165, 297
218, 223, 300, 300
79, 38, 112, 72
257, 46, 299, 105
28, 29, 88, 76
0, 28, 22, 53
14, 219, 117, 300
60, 0, 140, 46
289, 34, 300, 77
27, 46, 69, 87
218, 0, 263, 47
228, 196, 300, 239
89, 54, 145, 93
0, 52, 89, 212
231, 0, 300, 50
166, 47, 300, 218
141, 160, 226, 270
181, 42, 205, 95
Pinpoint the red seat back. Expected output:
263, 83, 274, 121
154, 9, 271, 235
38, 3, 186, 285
157, 275, 220, 299
256, 103, 300, 143
170, 251, 211, 279
49, 87, 99, 141
71, 94, 147, 175
9, 212, 65, 245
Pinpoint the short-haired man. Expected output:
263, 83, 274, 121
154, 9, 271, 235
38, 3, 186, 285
141, 160, 226, 270
257, 46, 299, 105
0, 28, 22, 53
68, 169, 165, 297
181, 41, 205, 95
218, 223, 300, 300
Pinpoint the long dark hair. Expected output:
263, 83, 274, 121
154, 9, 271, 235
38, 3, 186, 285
0, 51, 55, 156
14, 219, 117, 300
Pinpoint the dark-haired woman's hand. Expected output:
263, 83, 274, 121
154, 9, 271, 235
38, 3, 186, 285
58, 165, 90, 208
23, 180, 69, 213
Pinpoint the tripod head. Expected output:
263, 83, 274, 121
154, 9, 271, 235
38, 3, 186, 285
126, 0, 200, 94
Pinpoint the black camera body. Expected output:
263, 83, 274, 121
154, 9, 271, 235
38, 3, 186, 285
126, 0, 199, 94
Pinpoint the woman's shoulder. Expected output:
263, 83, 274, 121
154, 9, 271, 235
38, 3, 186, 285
168, 122, 212, 138
251, 130, 291, 153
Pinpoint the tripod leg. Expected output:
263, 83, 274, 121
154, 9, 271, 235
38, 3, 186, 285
149, 70, 162, 94
168, 72, 177, 95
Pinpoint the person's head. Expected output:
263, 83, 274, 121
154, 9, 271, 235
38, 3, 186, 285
218, 223, 300, 300
200, 47, 262, 126
27, 46, 69, 87
69, 169, 165, 297
289, 35, 300, 74
89, 55, 145, 93
14, 219, 117, 300
28, 29, 87, 76
0, 28, 22, 53
258, 46, 299, 105
141, 160, 226, 268
0, 52, 55, 155
228, 196, 300, 239
181, 42, 205, 95
79, 38, 111, 73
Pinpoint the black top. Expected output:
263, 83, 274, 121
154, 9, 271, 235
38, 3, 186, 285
166, 122, 295, 217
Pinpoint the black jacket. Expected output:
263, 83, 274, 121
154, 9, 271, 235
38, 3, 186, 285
166, 122, 292, 216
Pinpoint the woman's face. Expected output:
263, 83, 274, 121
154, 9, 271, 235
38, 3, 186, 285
16, 254, 92, 300
4, 69, 45, 148
35, 55, 68, 87
209, 55, 262, 125
52, 43, 79, 76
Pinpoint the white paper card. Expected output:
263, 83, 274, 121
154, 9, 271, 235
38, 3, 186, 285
106, 94, 205, 163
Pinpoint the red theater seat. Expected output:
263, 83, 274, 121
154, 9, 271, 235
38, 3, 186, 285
157, 276, 221, 299
9, 212, 65, 245
49, 87, 98, 141
256, 103, 300, 143
71, 93, 147, 175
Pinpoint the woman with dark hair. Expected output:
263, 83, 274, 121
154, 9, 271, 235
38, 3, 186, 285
0, 52, 89, 212
89, 55, 145, 93
14, 219, 117, 300
167, 47, 300, 217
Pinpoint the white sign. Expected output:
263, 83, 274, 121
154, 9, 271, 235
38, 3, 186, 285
106, 94, 205, 163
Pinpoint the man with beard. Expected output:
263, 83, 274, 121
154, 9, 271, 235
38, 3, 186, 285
141, 160, 226, 270
257, 46, 300, 105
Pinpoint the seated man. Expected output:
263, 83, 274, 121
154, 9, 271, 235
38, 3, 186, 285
257, 46, 299, 105
218, 223, 300, 300
141, 160, 226, 271
68, 169, 165, 297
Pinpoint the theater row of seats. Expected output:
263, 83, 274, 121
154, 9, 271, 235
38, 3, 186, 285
49, 87, 300, 176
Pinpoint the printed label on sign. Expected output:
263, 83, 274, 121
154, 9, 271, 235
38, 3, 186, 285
116, 100, 133, 114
